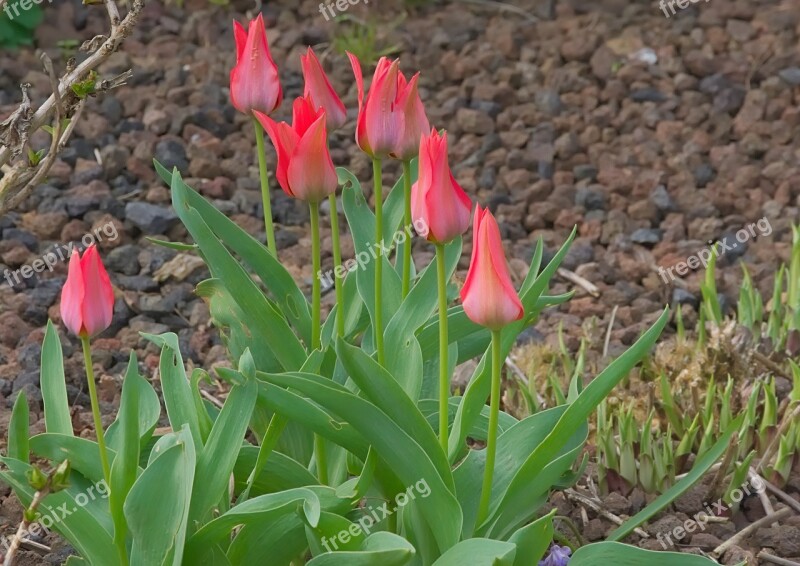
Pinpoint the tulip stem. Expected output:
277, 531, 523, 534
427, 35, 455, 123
476, 329, 503, 526
310, 201, 322, 351
254, 118, 277, 257
80, 335, 111, 489
435, 243, 450, 453
372, 157, 385, 366
328, 193, 345, 337
402, 159, 413, 299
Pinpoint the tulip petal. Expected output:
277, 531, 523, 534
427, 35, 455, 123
363, 58, 404, 157
287, 113, 338, 203
79, 245, 115, 337
302, 47, 347, 130
256, 111, 299, 197
392, 72, 430, 160
229, 14, 282, 115
60, 249, 85, 336
292, 95, 323, 138
233, 20, 247, 62
348, 52, 373, 156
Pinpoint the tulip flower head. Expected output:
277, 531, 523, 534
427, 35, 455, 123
411, 129, 471, 244
255, 96, 338, 203
301, 47, 347, 131
348, 53, 431, 160
60, 245, 115, 338
230, 14, 282, 116
460, 206, 524, 330
392, 71, 430, 161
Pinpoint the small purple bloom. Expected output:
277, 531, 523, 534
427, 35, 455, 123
539, 544, 571, 566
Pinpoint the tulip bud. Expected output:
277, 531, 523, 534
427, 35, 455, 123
391, 72, 430, 161
60, 245, 115, 338
255, 96, 338, 203
229, 14, 282, 116
411, 129, 471, 244
348, 53, 404, 158
460, 206, 524, 330
301, 47, 347, 131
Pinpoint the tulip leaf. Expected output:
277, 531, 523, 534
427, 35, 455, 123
8, 391, 29, 463
30, 434, 117, 485
258, 370, 463, 554
157, 161, 312, 345
233, 445, 317, 495
306, 532, 416, 566
431, 538, 516, 566
41, 320, 73, 436
140, 332, 204, 454
124, 426, 195, 566
507, 510, 556, 565
189, 370, 258, 525
570, 542, 721, 565
106, 353, 161, 453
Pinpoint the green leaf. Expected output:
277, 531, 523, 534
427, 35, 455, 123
8, 391, 29, 463
189, 371, 257, 525
140, 332, 204, 454
259, 370, 463, 554
109, 354, 143, 559
106, 354, 160, 453
608, 413, 745, 541
571, 542, 721, 565
431, 538, 516, 566
233, 445, 317, 495
40, 321, 73, 435
30, 434, 116, 484
307, 532, 416, 566
124, 426, 196, 566
507, 510, 555, 565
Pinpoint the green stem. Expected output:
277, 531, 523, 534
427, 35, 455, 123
80, 335, 111, 489
436, 244, 449, 453
254, 118, 277, 257
476, 330, 503, 526
310, 201, 321, 351
329, 193, 345, 338
372, 157, 385, 366
315, 434, 328, 486
402, 160, 413, 299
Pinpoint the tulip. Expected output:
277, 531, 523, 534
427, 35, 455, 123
255, 96, 338, 204
461, 206, 524, 330
59, 244, 113, 492
463, 206, 524, 527
301, 47, 347, 131
411, 129, 472, 244
229, 14, 282, 116
60, 245, 115, 338
392, 72, 430, 161
348, 54, 404, 159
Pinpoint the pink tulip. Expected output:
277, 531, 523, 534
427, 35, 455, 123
392, 72, 430, 161
60, 245, 115, 338
255, 96, 338, 203
348, 54, 404, 158
348, 53, 431, 160
301, 47, 347, 131
411, 129, 471, 244
460, 206, 524, 330
230, 14, 282, 116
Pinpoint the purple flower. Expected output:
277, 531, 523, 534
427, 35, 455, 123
539, 544, 572, 566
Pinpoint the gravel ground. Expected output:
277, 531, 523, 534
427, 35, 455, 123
1, 0, 800, 562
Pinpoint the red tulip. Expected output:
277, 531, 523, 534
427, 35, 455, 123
301, 47, 347, 131
460, 206, 524, 330
255, 96, 338, 203
392, 72, 430, 161
348, 54, 404, 158
411, 129, 471, 244
230, 14, 282, 116
60, 245, 115, 338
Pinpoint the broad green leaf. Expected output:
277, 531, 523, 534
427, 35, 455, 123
41, 320, 72, 435
507, 510, 556, 565
608, 413, 745, 541
485, 309, 669, 534
106, 354, 160, 452
140, 332, 203, 453
306, 510, 366, 555
307, 532, 416, 566
124, 426, 195, 566
190, 370, 258, 525
233, 445, 317, 495
8, 391, 29, 463
30, 434, 116, 484
259, 370, 463, 553
571, 542, 722, 565
432, 538, 516, 566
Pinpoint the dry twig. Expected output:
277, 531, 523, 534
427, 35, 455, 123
564, 488, 650, 538
712, 506, 792, 557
